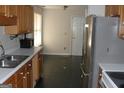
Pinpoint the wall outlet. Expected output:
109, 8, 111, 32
64, 47, 66, 50
107, 48, 109, 53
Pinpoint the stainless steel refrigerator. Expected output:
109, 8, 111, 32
81, 15, 124, 88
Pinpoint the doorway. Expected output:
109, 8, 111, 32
71, 16, 85, 56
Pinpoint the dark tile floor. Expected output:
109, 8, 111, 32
35, 55, 82, 88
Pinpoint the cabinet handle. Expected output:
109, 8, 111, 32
28, 64, 31, 67
20, 72, 23, 75
99, 74, 102, 77
9, 15, 13, 17
81, 74, 83, 78
4, 14, 8, 17
23, 76, 26, 79
27, 72, 30, 75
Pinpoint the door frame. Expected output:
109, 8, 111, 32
70, 16, 85, 56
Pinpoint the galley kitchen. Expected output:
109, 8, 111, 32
0, 5, 124, 88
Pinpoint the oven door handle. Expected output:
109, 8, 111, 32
80, 66, 89, 77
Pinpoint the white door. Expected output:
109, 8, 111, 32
71, 16, 84, 56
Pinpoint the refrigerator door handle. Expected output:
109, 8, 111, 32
80, 66, 89, 77
82, 69, 89, 77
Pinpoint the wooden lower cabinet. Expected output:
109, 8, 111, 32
26, 61, 33, 88
17, 78, 24, 88
4, 74, 17, 88
5, 5, 34, 35
4, 60, 33, 88
32, 50, 43, 87
32, 54, 40, 86
3, 51, 43, 88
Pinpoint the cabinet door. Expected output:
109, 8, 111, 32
0, 5, 17, 17
16, 65, 26, 88
105, 5, 111, 16
4, 74, 17, 88
32, 54, 40, 86
105, 5, 120, 16
0, 5, 6, 15
8, 5, 17, 17
20, 5, 26, 34
29, 6, 34, 33
26, 61, 33, 88
5, 5, 34, 35
17, 78, 24, 88
118, 6, 124, 37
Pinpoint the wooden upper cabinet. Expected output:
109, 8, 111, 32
5, 5, 34, 35
26, 6, 34, 33
118, 6, 124, 37
0, 5, 17, 26
0, 5, 7, 16
105, 5, 120, 16
0, 5, 17, 17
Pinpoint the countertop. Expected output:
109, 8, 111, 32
99, 63, 124, 88
0, 46, 43, 84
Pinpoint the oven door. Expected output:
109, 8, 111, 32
99, 79, 106, 88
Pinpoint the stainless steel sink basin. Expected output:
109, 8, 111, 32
0, 55, 29, 68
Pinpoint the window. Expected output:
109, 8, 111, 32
34, 12, 43, 47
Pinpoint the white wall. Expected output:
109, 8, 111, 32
0, 27, 20, 54
43, 5, 86, 55
88, 5, 105, 16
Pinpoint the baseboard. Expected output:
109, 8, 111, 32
43, 52, 71, 56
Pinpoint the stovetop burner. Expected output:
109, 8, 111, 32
106, 72, 124, 88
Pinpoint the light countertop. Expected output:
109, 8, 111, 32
0, 46, 43, 84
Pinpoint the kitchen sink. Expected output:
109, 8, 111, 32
106, 72, 124, 88
0, 55, 29, 68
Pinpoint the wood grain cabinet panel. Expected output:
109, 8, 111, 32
3, 51, 43, 88
26, 61, 33, 88
0, 5, 17, 17
32, 54, 39, 86
4, 60, 33, 88
105, 5, 124, 39
32, 51, 43, 87
4, 74, 17, 88
105, 5, 120, 16
5, 5, 34, 35
0, 5, 17, 26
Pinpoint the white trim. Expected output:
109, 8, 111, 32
70, 16, 85, 56
43, 52, 71, 55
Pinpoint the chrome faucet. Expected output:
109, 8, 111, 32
0, 41, 5, 58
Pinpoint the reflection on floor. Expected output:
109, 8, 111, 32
35, 55, 82, 88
